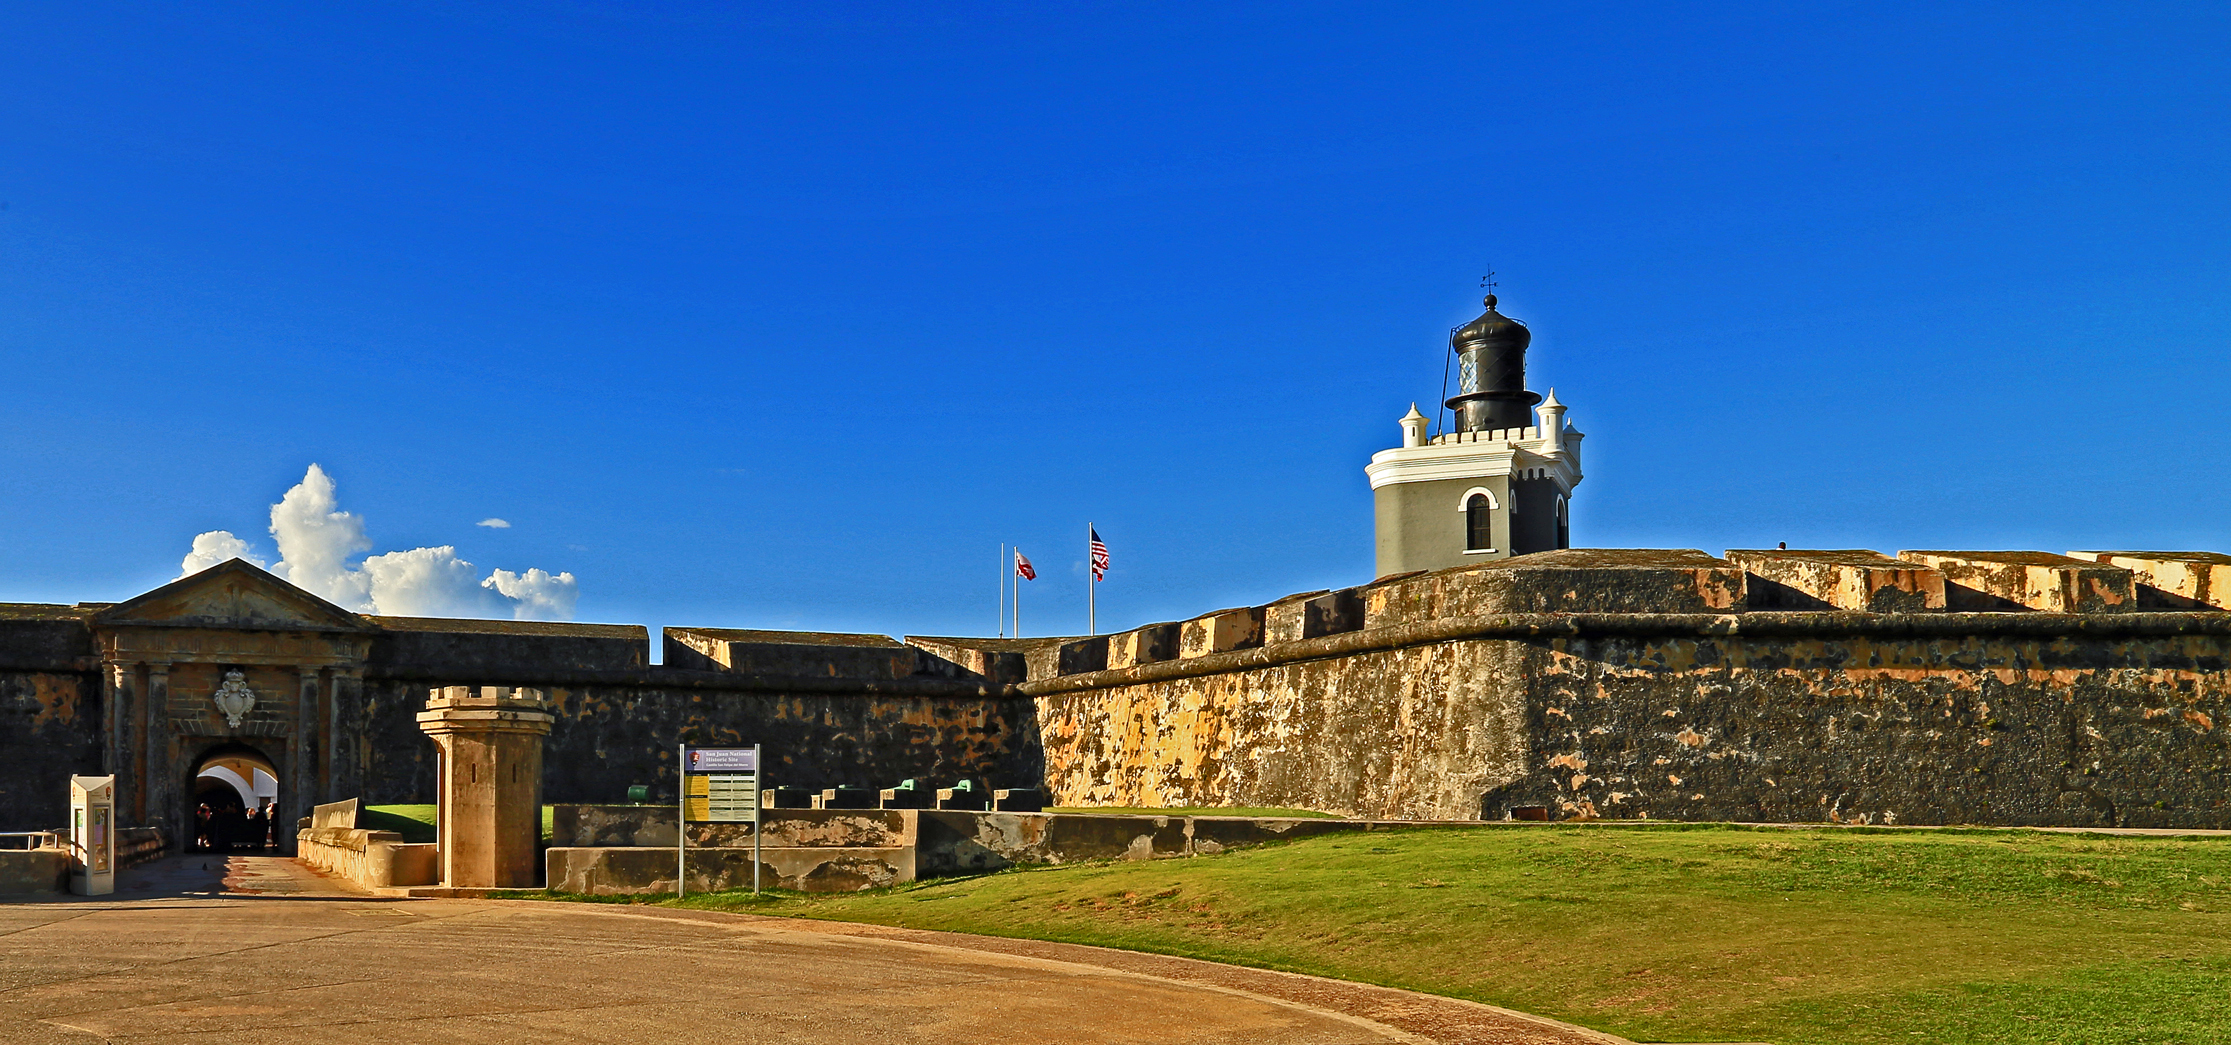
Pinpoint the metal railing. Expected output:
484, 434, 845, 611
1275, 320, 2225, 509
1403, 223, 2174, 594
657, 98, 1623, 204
0, 830, 62, 851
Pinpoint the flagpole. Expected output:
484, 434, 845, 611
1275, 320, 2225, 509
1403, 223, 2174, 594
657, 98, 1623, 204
1013, 549, 1020, 639
1087, 522, 1096, 636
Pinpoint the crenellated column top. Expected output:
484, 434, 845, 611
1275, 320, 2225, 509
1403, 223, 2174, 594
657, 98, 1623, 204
416, 685, 555, 737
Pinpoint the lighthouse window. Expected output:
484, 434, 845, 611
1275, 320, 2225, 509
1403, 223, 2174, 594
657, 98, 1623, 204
1466, 493, 1494, 551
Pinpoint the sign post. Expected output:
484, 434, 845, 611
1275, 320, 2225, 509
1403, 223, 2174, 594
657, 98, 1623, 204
69, 775, 115, 896
678, 744, 762, 897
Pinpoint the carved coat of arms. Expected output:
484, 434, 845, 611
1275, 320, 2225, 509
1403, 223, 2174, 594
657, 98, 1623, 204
212, 669, 256, 728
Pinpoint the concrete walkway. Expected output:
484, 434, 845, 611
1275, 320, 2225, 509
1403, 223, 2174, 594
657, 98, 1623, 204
0, 856, 1629, 1045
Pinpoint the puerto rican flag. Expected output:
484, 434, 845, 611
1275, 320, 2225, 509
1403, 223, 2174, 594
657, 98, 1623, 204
1014, 550, 1036, 580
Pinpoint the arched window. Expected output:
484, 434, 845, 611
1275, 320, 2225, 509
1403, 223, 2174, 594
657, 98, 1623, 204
1466, 493, 1494, 551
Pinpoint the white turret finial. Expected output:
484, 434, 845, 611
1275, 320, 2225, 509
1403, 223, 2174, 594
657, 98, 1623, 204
1399, 403, 1429, 448
1536, 388, 1567, 452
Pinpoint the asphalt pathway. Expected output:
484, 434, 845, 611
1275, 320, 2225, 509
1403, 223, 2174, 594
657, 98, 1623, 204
0, 857, 1632, 1045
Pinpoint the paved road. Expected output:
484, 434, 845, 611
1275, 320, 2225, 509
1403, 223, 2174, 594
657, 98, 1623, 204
0, 857, 1629, 1045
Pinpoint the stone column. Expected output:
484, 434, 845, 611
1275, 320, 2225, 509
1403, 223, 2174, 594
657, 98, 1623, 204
329, 669, 364, 802
103, 663, 141, 828
416, 686, 554, 889
292, 668, 320, 856
101, 663, 129, 784
143, 663, 169, 837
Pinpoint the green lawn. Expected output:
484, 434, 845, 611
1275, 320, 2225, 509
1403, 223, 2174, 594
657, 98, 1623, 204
1045, 806, 1338, 819
362, 804, 554, 843
604, 825, 2231, 1045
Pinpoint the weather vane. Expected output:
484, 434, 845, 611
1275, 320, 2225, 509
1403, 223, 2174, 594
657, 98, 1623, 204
1480, 267, 1498, 296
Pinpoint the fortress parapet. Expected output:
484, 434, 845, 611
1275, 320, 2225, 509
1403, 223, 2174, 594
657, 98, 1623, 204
1901, 551, 2136, 613
2067, 551, 2231, 610
1729, 549, 1947, 612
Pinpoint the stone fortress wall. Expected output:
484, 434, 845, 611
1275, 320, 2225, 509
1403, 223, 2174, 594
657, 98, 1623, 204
5, 547, 2229, 836
0, 605, 1041, 833
932, 547, 2231, 828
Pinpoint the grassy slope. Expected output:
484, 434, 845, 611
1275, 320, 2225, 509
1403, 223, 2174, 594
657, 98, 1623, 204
362, 804, 554, 843
653, 825, 2231, 1045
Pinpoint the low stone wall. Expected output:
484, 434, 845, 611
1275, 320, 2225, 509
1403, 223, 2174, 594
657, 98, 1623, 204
545, 805, 1467, 894
294, 799, 437, 889
0, 847, 69, 894
547, 846, 917, 894
297, 829, 440, 888
117, 827, 167, 869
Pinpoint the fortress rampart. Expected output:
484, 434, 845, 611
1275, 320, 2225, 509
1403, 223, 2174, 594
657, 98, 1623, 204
4, 547, 2228, 840
932, 548, 2231, 827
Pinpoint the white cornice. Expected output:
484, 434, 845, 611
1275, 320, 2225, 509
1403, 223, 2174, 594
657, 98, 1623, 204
1365, 433, 1584, 492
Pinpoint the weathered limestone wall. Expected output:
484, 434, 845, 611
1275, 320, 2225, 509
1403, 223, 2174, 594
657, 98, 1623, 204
0, 669, 101, 830
0, 605, 1038, 840
1506, 620, 2231, 826
1035, 642, 1530, 820
355, 680, 1039, 807
356, 627, 1042, 808
0, 608, 101, 831
1009, 549, 2231, 828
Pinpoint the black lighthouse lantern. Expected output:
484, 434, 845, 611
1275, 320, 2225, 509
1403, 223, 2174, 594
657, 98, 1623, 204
1443, 294, 1540, 433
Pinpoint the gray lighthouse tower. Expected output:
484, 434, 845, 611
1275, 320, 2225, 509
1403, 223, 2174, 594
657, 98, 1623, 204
1364, 294, 1584, 576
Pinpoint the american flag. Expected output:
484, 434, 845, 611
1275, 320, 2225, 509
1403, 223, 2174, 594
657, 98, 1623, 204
1014, 550, 1036, 580
1089, 527, 1109, 581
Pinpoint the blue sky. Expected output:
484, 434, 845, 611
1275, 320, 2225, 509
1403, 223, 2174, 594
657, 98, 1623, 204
3, 2, 2226, 642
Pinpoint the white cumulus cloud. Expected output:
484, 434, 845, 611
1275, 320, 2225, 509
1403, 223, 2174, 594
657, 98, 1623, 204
477, 518, 511, 528
267, 463, 372, 608
181, 531, 267, 576
178, 465, 582, 621
484, 568, 580, 621
360, 546, 488, 618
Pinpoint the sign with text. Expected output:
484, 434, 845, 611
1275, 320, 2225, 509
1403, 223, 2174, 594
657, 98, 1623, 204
683, 772, 759, 822
682, 746, 760, 823
685, 747, 757, 773
677, 742, 765, 897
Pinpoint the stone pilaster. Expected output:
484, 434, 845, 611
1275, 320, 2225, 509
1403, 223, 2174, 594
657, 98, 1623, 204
417, 686, 555, 889
102, 664, 135, 818
143, 663, 169, 834
329, 669, 364, 801
292, 668, 320, 855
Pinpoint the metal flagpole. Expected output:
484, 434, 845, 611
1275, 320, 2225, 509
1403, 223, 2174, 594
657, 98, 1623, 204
751, 743, 762, 896
676, 742, 686, 900
1087, 522, 1096, 636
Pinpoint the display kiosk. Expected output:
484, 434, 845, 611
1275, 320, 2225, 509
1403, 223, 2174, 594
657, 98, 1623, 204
70, 775, 116, 896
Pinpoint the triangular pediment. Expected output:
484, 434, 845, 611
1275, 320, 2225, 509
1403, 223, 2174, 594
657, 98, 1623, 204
96, 559, 371, 632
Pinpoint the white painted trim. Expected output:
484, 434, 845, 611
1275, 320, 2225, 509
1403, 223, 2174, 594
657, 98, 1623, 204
1365, 440, 1583, 492
1456, 487, 1500, 511
1462, 548, 1499, 555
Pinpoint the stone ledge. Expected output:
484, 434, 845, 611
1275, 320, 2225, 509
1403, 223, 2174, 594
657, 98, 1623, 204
1022, 610, 2231, 697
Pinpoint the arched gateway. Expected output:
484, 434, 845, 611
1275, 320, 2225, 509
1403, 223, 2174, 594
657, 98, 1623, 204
91, 560, 372, 856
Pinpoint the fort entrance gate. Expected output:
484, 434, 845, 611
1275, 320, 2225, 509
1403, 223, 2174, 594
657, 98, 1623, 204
91, 561, 373, 856
189, 743, 280, 852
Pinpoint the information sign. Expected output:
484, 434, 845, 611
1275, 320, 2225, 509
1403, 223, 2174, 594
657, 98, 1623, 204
683, 772, 759, 822
686, 747, 757, 773
69, 775, 115, 896
677, 744, 763, 899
